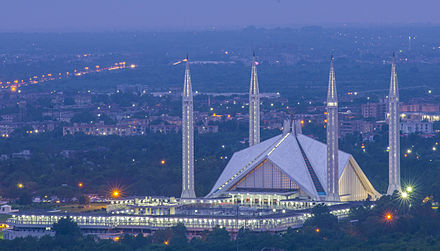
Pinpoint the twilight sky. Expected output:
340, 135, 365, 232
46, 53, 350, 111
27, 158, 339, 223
1, 0, 439, 31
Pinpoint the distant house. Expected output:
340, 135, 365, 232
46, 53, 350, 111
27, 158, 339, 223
0, 205, 18, 214
1, 114, 18, 123
401, 103, 439, 113
197, 125, 219, 134
400, 121, 433, 135
0, 123, 16, 137
42, 110, 75, 122
63, 122, 146, 136
361, 102, 386, 120
149, 123, 180, 134
74, 94, 92, 106
0, 154, 9, 161
12, 150, 31, 160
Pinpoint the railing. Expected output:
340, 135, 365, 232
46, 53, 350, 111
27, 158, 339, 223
7, 208, 350, 232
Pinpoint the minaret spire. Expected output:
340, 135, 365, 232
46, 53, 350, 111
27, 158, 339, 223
387, 52, 401, 195
181, 55, 196, 199
326, 55, 340, 201
249, 52, 260, 146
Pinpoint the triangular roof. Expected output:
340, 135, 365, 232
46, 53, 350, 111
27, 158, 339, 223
266, 134, 318, 197
296, 134, 351, 191
207, 134, 283, 196
207, 133, 380, 200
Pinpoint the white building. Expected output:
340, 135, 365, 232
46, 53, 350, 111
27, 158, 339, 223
207, 124, 380, 202
400, 121, 433, 135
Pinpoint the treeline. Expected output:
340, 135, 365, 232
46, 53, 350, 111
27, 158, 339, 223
0, 126, 272, 199
2, 122, 440, 203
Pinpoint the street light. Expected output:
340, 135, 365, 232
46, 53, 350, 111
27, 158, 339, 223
112, 190, 120, 198
401, 191, 408, 199
385, 213, 393, 221
406, 186, 413, 193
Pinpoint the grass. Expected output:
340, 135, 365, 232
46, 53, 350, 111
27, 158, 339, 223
58, 203, 108, 213
0, 214, 11, 223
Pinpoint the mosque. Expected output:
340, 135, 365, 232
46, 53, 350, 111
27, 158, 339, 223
5, 54, 402, 239
179, 55, 382, 202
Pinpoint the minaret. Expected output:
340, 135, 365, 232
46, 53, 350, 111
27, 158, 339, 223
249, 52, 260, 146
326, 56, 340, 201
181, 56, 196, 199
387, 53, 401, 195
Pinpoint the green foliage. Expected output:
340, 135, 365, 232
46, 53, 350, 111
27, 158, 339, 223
52, 217, 82, 240
16, 191, 33, 205
303, 204, 338, 229
70, 112, 96, 124
0, 126, 281, 198
78, 194, 90, 205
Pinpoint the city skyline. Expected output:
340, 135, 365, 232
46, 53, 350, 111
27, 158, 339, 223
0, 3, 439, 249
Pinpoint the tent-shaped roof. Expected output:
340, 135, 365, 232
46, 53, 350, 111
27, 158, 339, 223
207, 132, 379, 200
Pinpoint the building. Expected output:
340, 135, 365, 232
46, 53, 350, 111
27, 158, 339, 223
196, 125, 218, 134
181, 57, 196, 199
362, 102, 386, 120
339, 119, 381, 137
207, 58, 379, 202
387, 53, 401, 195
207, 123, 380, 202
12, 150, 31, 160
63, 122, 146, 136
400, 120, 433, 135
74, 94, 92, 106
149, 123, 180, 134
249, 52, 260, 146
326, 57, 340, 201
5, 55, 385, 240
0, 205, 18, 214
401, 103, 439, 113
400, 112, 440, 122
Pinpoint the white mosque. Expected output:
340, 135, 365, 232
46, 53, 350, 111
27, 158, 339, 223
5, 53, 402, 238
193, 55, 385, 202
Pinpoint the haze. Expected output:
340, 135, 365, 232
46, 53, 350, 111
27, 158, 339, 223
2, 0, 440, 32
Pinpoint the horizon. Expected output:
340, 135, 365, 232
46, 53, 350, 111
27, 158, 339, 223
2, 0, 440, 32
1, 23, 440, 33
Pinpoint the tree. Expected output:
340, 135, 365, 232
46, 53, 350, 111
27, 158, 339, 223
169, 223, 189, 249
78, 194, 90, 205
71, 112, 96, 124
303, 204, 338, 229
52, 217, 82, 240
17, 191, 33, 205
203, 227, 234, 251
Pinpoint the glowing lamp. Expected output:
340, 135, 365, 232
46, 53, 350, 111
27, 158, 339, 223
112, 190, 120, 198
385, 213, 393, 221
406, 186, 413, 193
